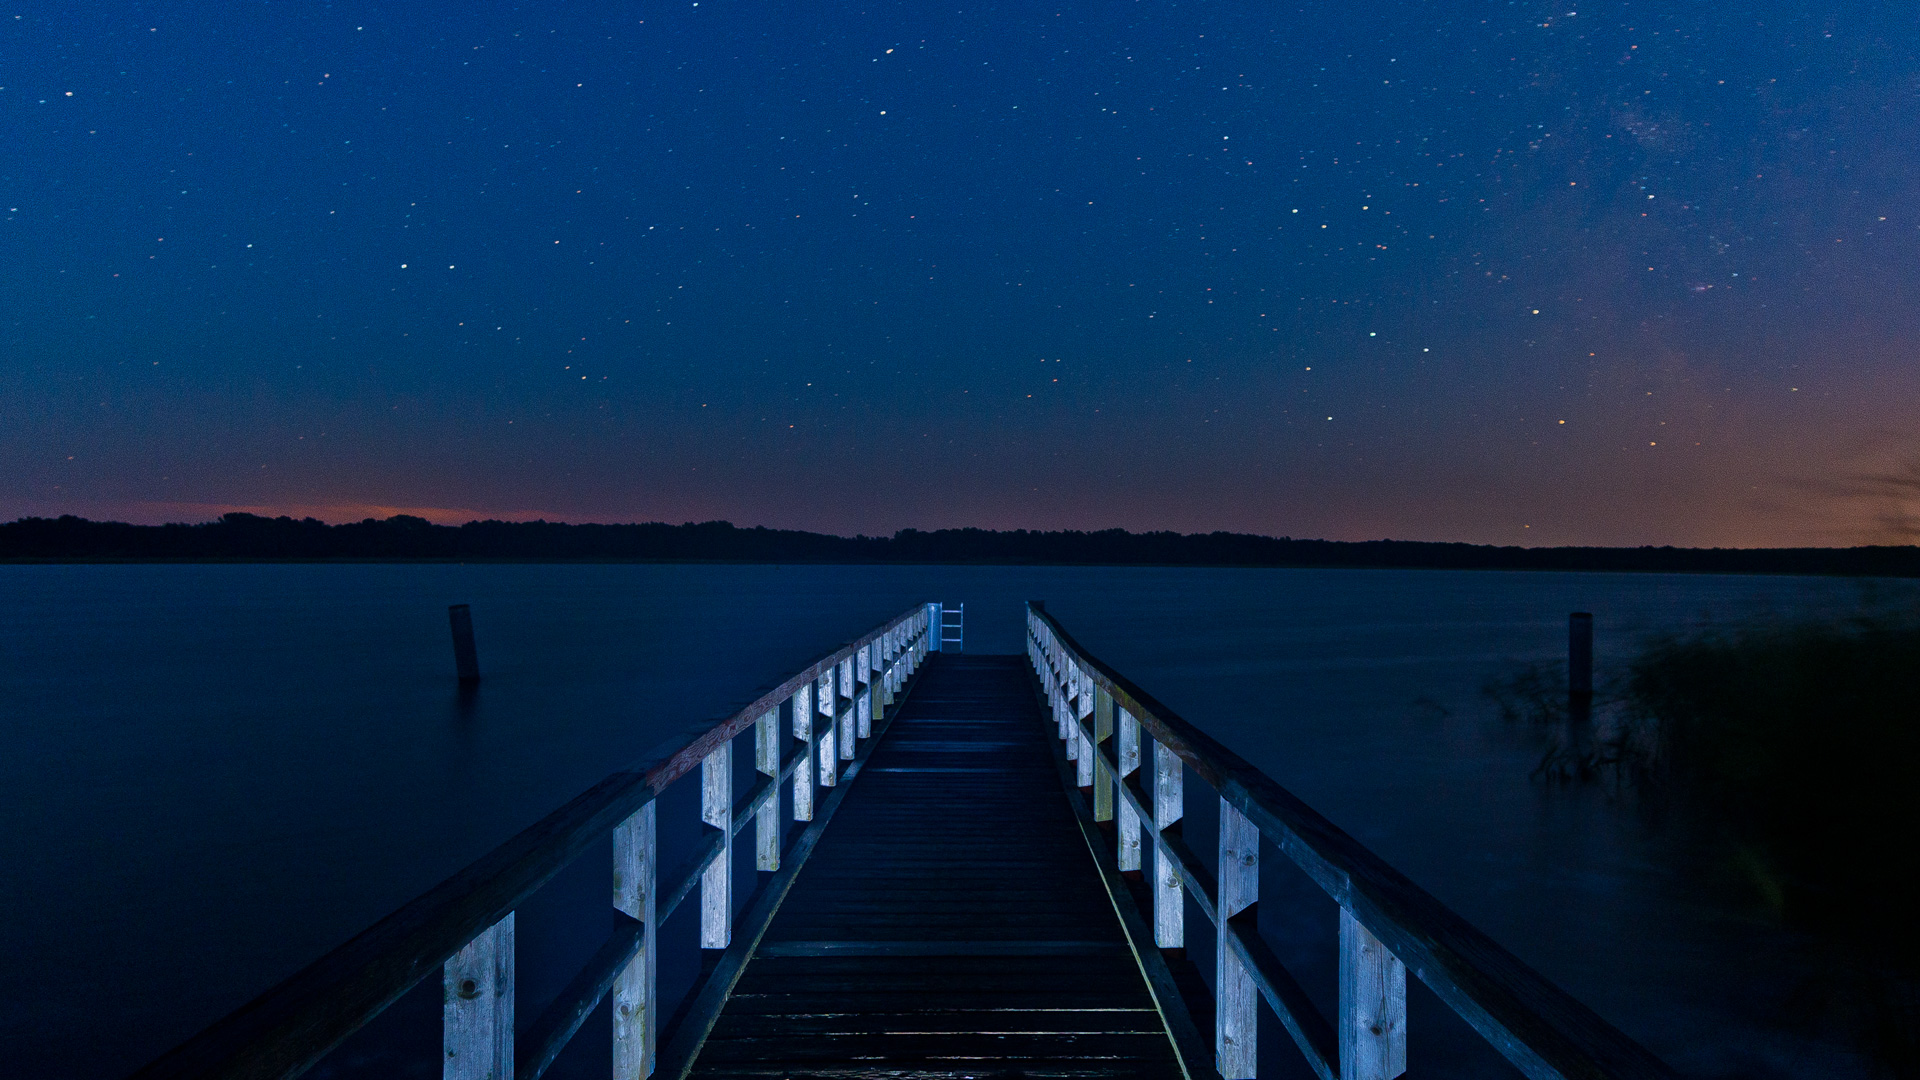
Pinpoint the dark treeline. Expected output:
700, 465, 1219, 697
4, 513, 1919, 574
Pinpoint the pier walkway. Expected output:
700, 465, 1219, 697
687, 654, 1178, 1077
134, 602, 1678, 1080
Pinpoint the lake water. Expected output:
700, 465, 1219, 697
2, 563, 1909, 1078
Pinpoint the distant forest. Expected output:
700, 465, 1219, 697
3, 513, 1918, 575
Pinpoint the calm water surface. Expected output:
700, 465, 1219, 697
2, 564, 1908, 1078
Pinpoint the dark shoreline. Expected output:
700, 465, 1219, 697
5, 513, 1918, 576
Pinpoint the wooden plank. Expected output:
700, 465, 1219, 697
612, 804, 657, 1080
1215, 800, 1258, 1079
443, 914, 513, 1080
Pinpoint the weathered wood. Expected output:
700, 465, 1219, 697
1092, 687, 1115, 822
1341, 906, 1408, 1080
655, 658, 918, 1080
612, 804, 657, 1080
1028, 602, 1680, 1080
1075, 673, 1095, 789
1117, 707, 1142, 871
1216, 799, 1259, 1078
517, 913, 643, 1080
837, 659, 855, 761
1152, 739, 1184, 950
443, 914, 513, 1080
701, 745, 732, 950
752, 711, 779, 872
447, 604, 481, 684
790, 685, 814, 822
687, 655, 1182, 1080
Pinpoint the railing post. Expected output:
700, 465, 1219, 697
1152, 740, 1184, 949
1340, 907, 1408, 1080
1117, 707, 1142, 871
612, 803, 657, 1079
1217, 800, 1259, 1078
1075, 671, 1095, 789
754, 709, 779, 871
817, 672, 838, 788
857, 646, 874, 737
443, 913, 513, 1080
1092, 686, 1114, 821
701, 744, 731, 949
838, 657, 855, 761
791, 685, 814, 821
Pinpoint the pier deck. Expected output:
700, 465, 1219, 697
687, 654, 1181, 1077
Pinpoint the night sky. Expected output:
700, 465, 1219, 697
5, 2, 1917, 546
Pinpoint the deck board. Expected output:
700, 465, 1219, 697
685, 654, 1182, 1079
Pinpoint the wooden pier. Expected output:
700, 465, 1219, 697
133, 602, 1678, 1080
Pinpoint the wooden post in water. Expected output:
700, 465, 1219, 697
447, 604, 480, 684
1569, 611, 1595, 737
612, 803, 657, 1080
1339, 907, 1407, 1080
1569, 612, 1594, 701
1152, 740, 1184, 949
1216, 800, 1259, 1078
701, 744, 731, 949
443, 913, 513, 1080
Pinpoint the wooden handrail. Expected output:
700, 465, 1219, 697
132, 603, 939, 1080
1027, 601, 1677, 1080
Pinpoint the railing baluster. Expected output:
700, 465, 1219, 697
1339, 907, 1407, 1080
1117, 707, 1142, 871
612, 804, 657, 1080
791, 685, 814, 821
1217, 800, 1260, 1078
1093, 686, 1115, 821
1153, 740, 1184, 949
700, 745, 731, 949
857, 646, 874, 737
1075, 671, 1095, 789
443, 913, 513, 1080
754, 710, 780, 871
817, 674, 838, 787
838, 657, 855, 761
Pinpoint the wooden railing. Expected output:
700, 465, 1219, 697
133, 603, 941, 1080
1025, 602, 1678, 1080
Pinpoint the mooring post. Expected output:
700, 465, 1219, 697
448, 604, 480, 684
1569, 611, 1593, 700
612, 803, 657, 1080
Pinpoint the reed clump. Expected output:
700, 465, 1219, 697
1489, 613, 1920, 1072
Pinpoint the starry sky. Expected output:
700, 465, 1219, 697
4, 1, 1917, 547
